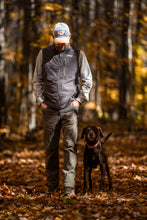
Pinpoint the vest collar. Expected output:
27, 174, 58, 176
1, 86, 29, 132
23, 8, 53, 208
54, 43, 70, 52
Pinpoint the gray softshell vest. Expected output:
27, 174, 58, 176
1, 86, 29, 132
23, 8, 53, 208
42, 44, 80, 110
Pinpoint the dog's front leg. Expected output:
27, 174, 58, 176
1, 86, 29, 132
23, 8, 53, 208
83, 168, 88, 194
83, 167, 91, 194
99, 163, 105, 191
106, 162, 113, 190
89, 168, 92, 192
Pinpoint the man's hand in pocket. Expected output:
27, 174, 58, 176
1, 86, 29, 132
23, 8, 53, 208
40, 102, 48, 110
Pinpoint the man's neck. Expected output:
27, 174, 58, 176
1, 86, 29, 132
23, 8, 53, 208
54, 43, 70, 52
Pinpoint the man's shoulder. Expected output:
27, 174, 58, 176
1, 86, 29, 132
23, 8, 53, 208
42, 44, 57, 64
70, 45, 81, 57
70, 45, 80, 52
70, 46, 86, 58
42, 44, 54, 52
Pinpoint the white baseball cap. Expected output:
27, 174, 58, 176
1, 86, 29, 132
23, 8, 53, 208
53, 22, 70, 44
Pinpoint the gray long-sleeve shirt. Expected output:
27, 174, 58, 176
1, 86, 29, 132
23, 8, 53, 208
32, 45, 92, 107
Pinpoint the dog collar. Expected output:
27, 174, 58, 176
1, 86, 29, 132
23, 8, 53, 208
87, 140, 99, 149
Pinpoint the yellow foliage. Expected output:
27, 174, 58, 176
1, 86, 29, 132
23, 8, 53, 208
137, 115, 142, 120
144, 16, 147, 22
97, 109, 103, 118
37, 27, 51, 48
5, 48, 23, 63
63, 14, 70, 20
135, 45, 147, 81
10, 12, 17, 18
0, 128, 8, 134
136, 94, 143, 101
55, 11, 62, 15
41, 3, 69, 12
31, 43, 39, 48
10, 12, 22, 19
134, 43, 147, 110
124, 13, 129, 17
15, 49, 23, 63
141, 39, 147, 45
144, 86, 147, 93
5, 49, 15, 61
104, 112, 109, 118
110, 63, 117, 71
109, 89, 119, 102
17, 82, 22, 88
108, 40, 114, 45
85, 102, 96, 110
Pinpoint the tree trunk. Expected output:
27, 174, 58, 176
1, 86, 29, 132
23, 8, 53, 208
0, 0, 7, 131
128, 0, 139, 124
19, 0, 31, 133
94, 0, 104, 117
29, 0, 42, 130
71, 0, 79, 47
119, 0, 130, 119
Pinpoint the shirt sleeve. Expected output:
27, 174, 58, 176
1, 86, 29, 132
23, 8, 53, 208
75, 50, 93, 103
32, 50, 44, 105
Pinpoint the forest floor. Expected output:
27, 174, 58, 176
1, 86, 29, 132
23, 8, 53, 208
0, 128, 147, 220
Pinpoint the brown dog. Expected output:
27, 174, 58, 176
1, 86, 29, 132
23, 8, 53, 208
81, 126, 112, 193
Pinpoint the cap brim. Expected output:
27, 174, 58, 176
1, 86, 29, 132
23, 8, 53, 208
54, 37, 70, 44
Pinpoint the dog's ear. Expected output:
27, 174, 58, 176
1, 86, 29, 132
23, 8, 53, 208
81, 128, 86, 138
97, 127, 104, 138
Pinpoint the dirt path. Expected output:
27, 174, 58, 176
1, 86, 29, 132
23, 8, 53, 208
0, 134, 146, 219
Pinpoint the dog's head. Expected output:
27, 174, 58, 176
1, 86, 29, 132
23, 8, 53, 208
81, 126, 104, 145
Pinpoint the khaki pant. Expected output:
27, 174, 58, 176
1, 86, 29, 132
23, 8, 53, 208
42, 105, 78, 189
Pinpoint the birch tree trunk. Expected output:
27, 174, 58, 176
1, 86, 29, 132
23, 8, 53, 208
19, 0, 31, 133
128, 0, 139, 123
0, 0, 7, 132
28, 0, 41, 130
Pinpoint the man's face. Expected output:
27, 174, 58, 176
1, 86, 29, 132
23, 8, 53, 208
55, 43, 68, 51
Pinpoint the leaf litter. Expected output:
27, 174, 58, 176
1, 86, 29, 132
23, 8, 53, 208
0, 133, 146, 219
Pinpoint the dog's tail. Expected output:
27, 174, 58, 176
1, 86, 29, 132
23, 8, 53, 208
102, 132, 112, 144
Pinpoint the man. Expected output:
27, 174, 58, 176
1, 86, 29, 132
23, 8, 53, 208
32, 22, 92, 197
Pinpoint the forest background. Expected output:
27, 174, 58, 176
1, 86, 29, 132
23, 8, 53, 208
0, 1, 147, 220
0, 0, 147, 138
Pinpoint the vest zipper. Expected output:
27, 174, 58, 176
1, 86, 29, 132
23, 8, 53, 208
57, 53, 61, 107
63, 59, 66, 79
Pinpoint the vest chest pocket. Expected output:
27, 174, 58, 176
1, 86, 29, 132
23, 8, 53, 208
63, 56, 78, 80
44, 58, 59, 81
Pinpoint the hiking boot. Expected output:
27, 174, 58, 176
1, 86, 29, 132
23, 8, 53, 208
64, 187, 75, 197
46, 186, 58, 196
